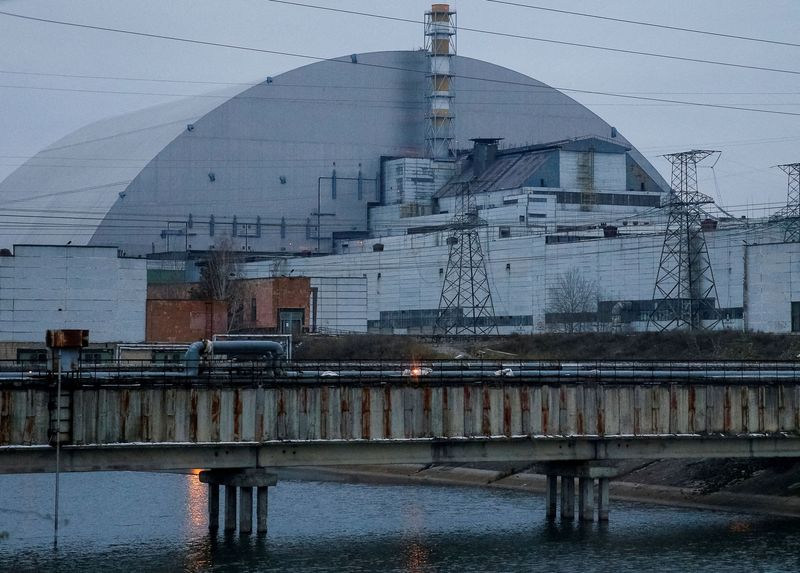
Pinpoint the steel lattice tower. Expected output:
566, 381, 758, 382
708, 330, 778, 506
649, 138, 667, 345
649, 150, 723, 331
772, 163, 800, 242
435, 183, 498, 335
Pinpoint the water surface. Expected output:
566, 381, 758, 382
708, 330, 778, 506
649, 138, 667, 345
1, 472, 798, 572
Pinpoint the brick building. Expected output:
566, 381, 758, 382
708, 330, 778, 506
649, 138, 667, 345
146, 277, 312, 342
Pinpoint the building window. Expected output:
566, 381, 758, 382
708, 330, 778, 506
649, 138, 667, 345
792, 302, 800, 332
82, 349, 113, 364
519, 215, 525, 223
251, 297, 257, 323
279, 308, 304, 335
16, 348, 47, 365
499, 226, 511, 238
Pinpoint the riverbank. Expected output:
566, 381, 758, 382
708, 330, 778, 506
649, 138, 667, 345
280, 461, 800, 519
295, 331, 800, 361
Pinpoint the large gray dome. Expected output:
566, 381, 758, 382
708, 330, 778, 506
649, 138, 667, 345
0, 51, 665, 255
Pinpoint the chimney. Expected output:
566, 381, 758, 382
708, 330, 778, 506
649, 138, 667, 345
471, 138, 502, 177
424, 4, 456, 160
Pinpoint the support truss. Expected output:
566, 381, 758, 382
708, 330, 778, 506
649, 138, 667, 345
771, 163, 800, 242
649, 150, 724, 331
435, 183, 498, 336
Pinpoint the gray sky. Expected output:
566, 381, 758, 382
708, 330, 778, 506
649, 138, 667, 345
1, 0, 799, 217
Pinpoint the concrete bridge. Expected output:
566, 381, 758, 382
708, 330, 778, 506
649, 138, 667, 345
2, 360, 800, 530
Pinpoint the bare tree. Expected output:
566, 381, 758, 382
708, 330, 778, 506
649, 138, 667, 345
191, 237, 245, 332
547, 268, 599, 333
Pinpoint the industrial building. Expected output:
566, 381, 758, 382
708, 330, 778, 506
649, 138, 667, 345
1, 4, 799, 339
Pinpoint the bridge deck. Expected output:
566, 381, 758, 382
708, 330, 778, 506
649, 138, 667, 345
1, 361, 800, 474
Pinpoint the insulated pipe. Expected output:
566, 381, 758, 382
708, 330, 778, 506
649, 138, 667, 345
184, 340, 285, 376
207, 340, 284, 357
184, 340, 207, 376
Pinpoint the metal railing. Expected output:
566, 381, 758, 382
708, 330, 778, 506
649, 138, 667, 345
2, 358, 800, 386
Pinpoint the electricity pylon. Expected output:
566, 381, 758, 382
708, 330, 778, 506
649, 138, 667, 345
649, 150, 724, 331
771, 163, 800, 242
435, 182, 498, 336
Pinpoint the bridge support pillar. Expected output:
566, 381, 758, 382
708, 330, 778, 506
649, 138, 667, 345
224, 485, 238, 532
257, 486, 269, 535
539, 462, 620, 522
239, 487, 253, 534
560, 477, 575, 520
545, 474, 558, 519
578, 477, 594, 521
208, 483, 219, 532
598, 477, 610, 522
199, 469, 278, 535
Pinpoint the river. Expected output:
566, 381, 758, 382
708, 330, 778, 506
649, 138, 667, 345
0, 471, 798, 572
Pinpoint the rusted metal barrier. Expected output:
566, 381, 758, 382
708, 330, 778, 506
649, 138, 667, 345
1, 367, 799, 447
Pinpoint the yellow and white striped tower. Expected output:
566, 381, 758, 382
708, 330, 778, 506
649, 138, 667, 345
424, 4, 456, 160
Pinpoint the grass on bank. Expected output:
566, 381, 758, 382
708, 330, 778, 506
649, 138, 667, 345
294, 332, 800, 361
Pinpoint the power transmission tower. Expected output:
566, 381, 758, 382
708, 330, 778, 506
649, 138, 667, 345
649, 150, 724, 331
772, 163, 800, 242
435, 182, 498, 336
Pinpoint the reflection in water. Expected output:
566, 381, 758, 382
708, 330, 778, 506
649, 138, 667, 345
1, 472, 799, 573
405, 540, 431, 573
185, 472, 207, 531
184, 472, 212, 572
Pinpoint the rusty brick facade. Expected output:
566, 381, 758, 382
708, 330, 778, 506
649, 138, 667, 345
145, 300, 228, 342
236, 277, 312, 332
146, 277, 312, 341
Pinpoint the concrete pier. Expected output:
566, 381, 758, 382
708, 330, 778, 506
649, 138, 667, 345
240, 487, 253, 534
560, 476, 575, 520
224, 485, 237, 532
598, 477, 610, 522
200, 469, 278, 535
539, 463, 620, 523
579, 477, 594, 522
545, 474, 558, 519
257, 486, 269, 534
208, 483, 219, 532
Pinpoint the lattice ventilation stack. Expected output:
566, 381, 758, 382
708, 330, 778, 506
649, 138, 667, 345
424, 4, 456, 160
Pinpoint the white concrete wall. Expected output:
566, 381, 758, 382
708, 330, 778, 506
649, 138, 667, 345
560, 150, 626, 191
0, 245, 146, 343
311, 277, 368, 333
745, 241, 800, 332
244, 221, 794, 335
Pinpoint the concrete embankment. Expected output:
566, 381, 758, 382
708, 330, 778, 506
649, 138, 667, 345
279, 462, 800, 519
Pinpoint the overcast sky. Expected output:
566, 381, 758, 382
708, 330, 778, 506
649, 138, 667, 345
1, 0, 799, 217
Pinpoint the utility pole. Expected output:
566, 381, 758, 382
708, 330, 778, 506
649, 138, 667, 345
649, 150, 724, 331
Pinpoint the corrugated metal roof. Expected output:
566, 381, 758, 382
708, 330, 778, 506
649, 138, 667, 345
436, 150, 552, 198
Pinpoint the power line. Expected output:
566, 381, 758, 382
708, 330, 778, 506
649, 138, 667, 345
262, 0, 800, 76
485, 0, 800, 49
3, 68, 800, 96
2, 6, 800, 79
2, 82, 798, 110
3, 82, 799, 116
1, 10, 800, 118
